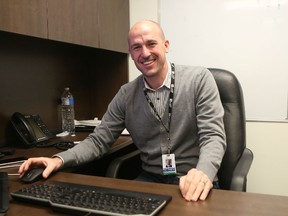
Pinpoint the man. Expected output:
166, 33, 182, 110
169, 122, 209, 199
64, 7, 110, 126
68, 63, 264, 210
19, 20, 226, 202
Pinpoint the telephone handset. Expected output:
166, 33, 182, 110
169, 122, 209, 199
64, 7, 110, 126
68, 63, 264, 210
8, 112, 54, 147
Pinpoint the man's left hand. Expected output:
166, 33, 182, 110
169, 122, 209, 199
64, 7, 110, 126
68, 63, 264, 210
179, 168, 213, 201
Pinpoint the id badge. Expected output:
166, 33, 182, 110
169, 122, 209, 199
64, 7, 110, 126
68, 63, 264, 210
162, 154, 177, 175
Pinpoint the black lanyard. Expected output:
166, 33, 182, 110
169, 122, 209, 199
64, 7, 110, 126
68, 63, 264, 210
143, 63, 175, 153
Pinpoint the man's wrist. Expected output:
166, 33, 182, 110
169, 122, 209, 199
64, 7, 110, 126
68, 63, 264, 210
52, 156, 64, 170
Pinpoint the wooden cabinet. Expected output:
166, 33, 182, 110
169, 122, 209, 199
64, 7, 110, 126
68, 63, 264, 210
47, 0, 100, 49
48, 0, 129, 53
0, 1, 129, 141
98, 0, 129, 53
0, 0, 47, 39
0, 0, 129, 53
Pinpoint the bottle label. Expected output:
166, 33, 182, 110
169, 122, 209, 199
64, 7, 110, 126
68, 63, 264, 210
69, 98, 74, 105
62, 98, 74, 105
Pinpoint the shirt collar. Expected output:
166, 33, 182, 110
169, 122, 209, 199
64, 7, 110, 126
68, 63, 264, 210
144, 61, 171, 91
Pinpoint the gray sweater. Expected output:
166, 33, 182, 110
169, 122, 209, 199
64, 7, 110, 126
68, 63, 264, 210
57, 64, 226, 181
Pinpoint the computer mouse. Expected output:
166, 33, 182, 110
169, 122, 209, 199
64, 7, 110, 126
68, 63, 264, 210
21, 167, 45, 183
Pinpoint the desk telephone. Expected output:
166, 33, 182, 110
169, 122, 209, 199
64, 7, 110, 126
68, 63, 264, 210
8, 112, 54, 147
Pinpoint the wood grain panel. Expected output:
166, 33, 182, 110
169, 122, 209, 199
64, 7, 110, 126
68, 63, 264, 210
0, 0, 47, 38
47, 0, 100, 48
98, 0, 130, 53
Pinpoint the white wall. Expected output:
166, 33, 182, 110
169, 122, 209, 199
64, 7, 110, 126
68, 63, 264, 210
246, 121, 288, 196
160, 0, 288, 120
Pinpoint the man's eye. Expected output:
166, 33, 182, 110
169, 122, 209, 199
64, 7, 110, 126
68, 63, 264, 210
148, 42, 157, 47
131, 46, 141, 51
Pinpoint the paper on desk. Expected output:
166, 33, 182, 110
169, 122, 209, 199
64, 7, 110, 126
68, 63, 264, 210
75, 119, 129, 135
0, 159, 26, 170
74, 119, 101, 127
0, 164, 22, 170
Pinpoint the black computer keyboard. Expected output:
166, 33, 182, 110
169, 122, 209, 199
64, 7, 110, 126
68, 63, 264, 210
11, 181, 172, 216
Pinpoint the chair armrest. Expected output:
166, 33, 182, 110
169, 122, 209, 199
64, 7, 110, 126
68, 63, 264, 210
106, 149, 141, 179
230, 148, 253, 191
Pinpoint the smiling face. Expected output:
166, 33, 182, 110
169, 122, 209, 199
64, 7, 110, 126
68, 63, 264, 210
128, 20, 170, 88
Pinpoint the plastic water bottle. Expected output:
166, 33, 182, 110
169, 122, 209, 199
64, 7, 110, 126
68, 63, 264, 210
61, 87, 75, 135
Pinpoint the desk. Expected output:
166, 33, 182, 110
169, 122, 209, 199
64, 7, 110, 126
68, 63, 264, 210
1, 133, 133, 159
5, 172, 288, 216
1, 134, 134, 176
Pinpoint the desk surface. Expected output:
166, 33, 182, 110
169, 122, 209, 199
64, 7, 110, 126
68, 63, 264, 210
2, 135, 288, 216
6, 172, 288, 216
1, 133, 134, 177
1, 133, 133, 160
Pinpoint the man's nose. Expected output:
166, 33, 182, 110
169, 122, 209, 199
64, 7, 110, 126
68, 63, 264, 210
141, 46, 150, 57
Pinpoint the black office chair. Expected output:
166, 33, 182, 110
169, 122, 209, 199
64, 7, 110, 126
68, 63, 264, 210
209, 68, 253, 191
106, 68, 253, 192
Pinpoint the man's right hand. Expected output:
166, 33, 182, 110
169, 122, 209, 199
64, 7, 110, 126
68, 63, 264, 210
18, 157, 63, 179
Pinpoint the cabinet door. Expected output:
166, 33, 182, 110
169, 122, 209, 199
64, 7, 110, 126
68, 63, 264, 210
47, 0, 100, 48
98, 0, 129, 53
48, 0, 129, 53
0, 0, 47, 38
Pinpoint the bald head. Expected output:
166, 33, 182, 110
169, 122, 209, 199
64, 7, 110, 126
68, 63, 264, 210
128, 20, 166, 46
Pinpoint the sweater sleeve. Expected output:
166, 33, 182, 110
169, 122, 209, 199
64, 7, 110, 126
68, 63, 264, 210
194, 68, 226, 181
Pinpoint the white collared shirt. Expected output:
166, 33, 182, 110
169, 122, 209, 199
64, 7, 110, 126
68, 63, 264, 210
144, 62, 171, 118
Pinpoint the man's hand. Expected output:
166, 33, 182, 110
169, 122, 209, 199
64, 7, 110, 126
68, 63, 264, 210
179, 168, 213, 201
18, 157, 63, 179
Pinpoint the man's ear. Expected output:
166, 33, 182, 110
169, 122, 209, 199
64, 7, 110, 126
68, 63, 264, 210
164, 40, 170, 53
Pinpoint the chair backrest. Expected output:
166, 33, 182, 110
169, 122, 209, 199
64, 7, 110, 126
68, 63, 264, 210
209, 68, 246, 190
